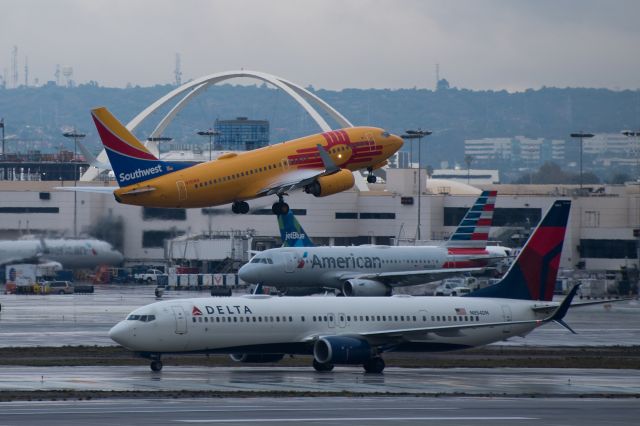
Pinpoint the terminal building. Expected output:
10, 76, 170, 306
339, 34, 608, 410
1, 168, 639, 276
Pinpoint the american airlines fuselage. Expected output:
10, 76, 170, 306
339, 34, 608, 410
0, 238, 124, 268
238, 245, 511, 296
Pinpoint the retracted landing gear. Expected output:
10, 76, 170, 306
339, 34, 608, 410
149, 355, 163, 372
272, 195, 290, 216
312, 359, 334, 372
366, 167, 377, 184
232, 201, 250, 214
363, 357, 385, 374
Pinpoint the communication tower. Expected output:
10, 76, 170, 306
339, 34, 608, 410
55, 64, 61, 86
24, 56, 29, 87
174, 53, 182, 86
11, 46, 18, 88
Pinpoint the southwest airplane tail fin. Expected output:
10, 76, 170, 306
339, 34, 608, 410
278, 211, 315, 247
445, 190, 497, 250
91, 107, 192, 187
466, 199, 571, 301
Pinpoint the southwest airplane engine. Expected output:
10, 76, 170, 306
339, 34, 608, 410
304, 169, 355, 197
342, 279, 391, 297
313, 336, 372, 365
229, 353, 285, 363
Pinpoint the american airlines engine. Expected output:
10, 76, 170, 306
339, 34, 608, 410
304, 169, 355, 197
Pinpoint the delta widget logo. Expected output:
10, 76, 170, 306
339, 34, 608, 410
192, 306, 203, 316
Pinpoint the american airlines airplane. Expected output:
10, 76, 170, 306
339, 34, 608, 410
110, 200, 578, 373
0, 237, 124, 269
238, 191, 512, 296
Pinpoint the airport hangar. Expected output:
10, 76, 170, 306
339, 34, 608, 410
0, 70, 638, 276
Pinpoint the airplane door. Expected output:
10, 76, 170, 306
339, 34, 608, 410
337, 313, 347, 328
327, 313, 335, 328
171, 305, 188, 334
501, 305, 512, 334
176, 180, 187, 201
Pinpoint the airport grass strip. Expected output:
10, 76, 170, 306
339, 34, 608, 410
0, 345, 639, 369
0, 389, 639, 402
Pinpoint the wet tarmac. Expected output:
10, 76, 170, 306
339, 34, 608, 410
0, 396, 637, 426
0, 285, 638, 347
0, 365, 638, 395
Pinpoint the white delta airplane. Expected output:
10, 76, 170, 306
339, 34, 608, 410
239, 190, 512, 296
111, 199, 583, 374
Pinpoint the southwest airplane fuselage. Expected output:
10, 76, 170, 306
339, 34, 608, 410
114, 127, 401, 208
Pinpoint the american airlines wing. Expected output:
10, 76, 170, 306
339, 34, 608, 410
344, 267, 483, 288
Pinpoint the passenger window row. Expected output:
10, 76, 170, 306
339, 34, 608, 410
190, 313, 481, 325
194, 163, 281, 189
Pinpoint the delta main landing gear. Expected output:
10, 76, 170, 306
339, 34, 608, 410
149, 355, 163, 372
363, 357, 385, 374
366, 167, 377, 184
272, 195, 290, 216
232, 201, 250, 214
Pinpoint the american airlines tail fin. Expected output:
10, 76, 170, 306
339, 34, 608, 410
466, 200, 571, 302
278, 211, 315, 247
445, 190, 497, 250
91, 107, 192, 187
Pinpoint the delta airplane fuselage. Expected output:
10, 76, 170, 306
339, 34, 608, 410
239, 245, 510, 296
109, 294, 548, 355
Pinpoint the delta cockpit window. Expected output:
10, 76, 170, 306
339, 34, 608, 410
127, 314, 156, 322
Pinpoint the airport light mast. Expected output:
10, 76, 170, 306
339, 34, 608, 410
402, 129, 432, 242
1, 118, 5, 160
197, 130, 220, 161
570, 132, 594, 193
62, 130, 86, 180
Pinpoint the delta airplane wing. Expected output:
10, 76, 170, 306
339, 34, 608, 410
111, 200, 596, 374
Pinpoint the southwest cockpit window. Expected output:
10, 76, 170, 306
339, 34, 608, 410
127, 314, 156, 322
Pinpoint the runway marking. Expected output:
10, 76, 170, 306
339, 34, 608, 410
0, 407, 458, 415
175, 417, 537, 423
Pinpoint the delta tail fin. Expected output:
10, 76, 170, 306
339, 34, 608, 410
445, 190, 497, 250
466, 199, 571, 301
91, 107, 192, 187
278, 211, 315, 247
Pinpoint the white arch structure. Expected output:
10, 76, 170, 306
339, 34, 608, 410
81, 70, 353, 181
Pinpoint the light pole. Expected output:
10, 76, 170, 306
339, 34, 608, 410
464, 154, 474, 184
570, 132, 594, 193
62, 130, 85, 180
402, 129, 432, 241
62, 129, 85, 238
622, 130, 640, 273
197, 130, 220, 161
1, 118, 5, 160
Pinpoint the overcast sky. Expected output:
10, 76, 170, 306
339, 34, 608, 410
1, 0, 639, 91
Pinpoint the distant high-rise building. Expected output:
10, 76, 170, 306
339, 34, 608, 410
214, 117, 269, 151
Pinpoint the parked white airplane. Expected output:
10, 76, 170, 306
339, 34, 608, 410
110, 200, 579, 373
239, 190, 512, 296
0, 237, 123, 269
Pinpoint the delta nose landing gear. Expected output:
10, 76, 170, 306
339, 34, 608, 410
366, 167, 377, 184
149, 355, 163, 372
232, 201, 250, 214
272, 195, 290, 216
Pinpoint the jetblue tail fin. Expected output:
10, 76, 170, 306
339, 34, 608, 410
445, 190, 497, 249
466, 200, 571, 301
91, 107, 191, 187
278, 211, 315, 247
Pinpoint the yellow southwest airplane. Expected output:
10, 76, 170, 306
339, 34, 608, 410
83, 107, 403, 214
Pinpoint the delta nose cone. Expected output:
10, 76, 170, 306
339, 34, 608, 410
109, 321, 130, 347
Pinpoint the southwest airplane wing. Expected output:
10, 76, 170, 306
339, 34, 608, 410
255, 144, 341, 197
342, 267, 482, 288
58, 186, 118, 193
